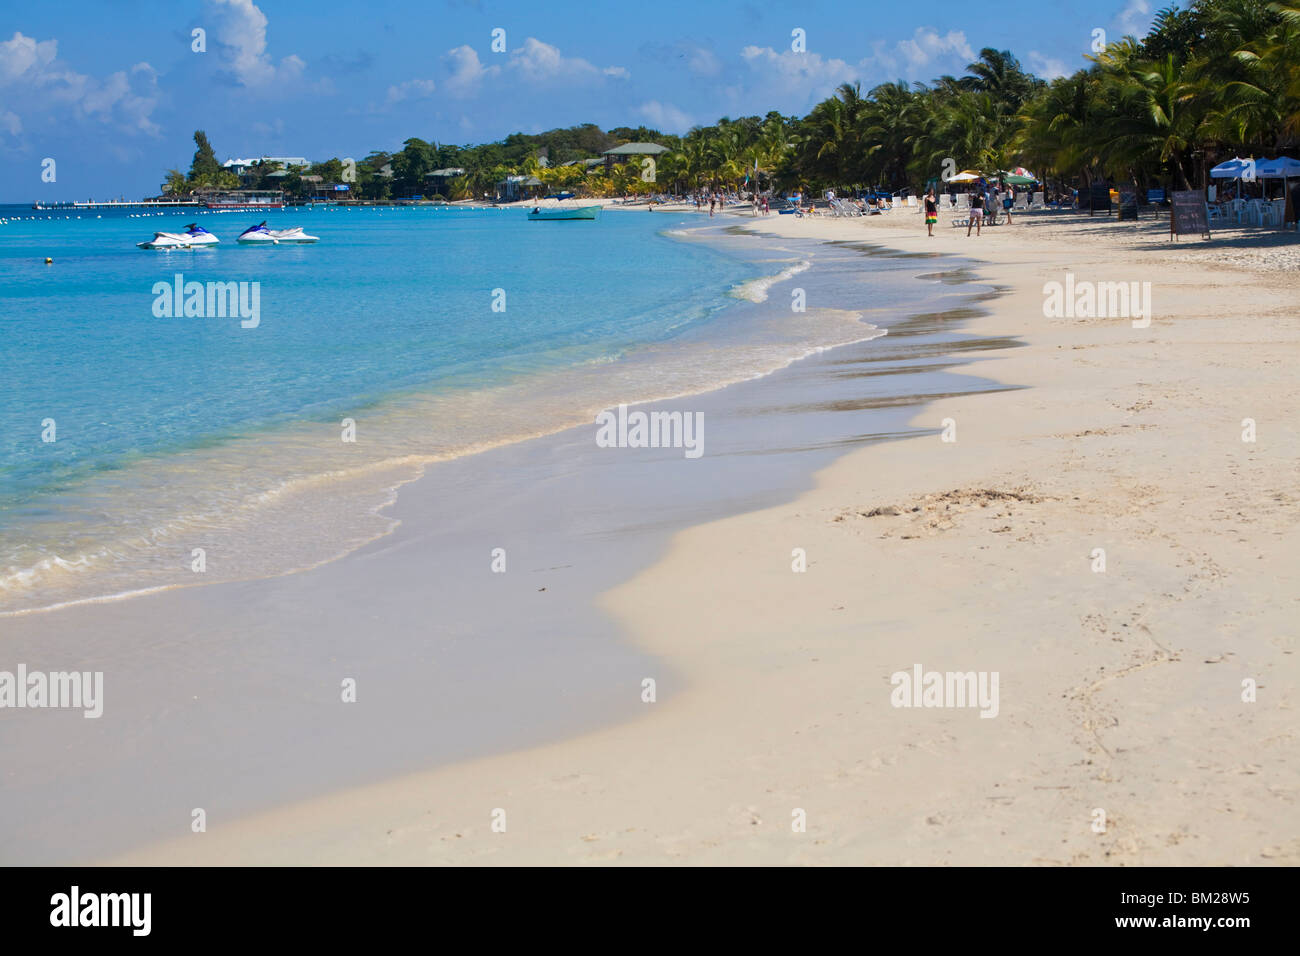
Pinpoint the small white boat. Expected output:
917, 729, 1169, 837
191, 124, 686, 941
137, 224, 219, 249
237, 222, 320, 244
526, 205, 601, 221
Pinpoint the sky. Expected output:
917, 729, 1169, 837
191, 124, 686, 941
1, 0, 1160, 201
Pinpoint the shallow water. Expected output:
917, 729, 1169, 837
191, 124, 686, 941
0, 223, 1020, 863
0, 206, 928, 614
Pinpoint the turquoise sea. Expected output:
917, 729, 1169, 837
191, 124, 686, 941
0, 204, 914, 614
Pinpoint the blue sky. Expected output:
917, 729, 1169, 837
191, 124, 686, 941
1, 0, 1159, 200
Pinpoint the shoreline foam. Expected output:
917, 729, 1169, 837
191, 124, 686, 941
1, 218, 911, 616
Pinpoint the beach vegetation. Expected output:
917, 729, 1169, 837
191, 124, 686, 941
156, 0, 1299, 201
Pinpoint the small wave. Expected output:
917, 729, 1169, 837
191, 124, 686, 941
729, 259, 812, 303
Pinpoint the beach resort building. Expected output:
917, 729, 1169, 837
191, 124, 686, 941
424, 168, 466, 198
495, 174, 545, 202
222, 156, 310, 177
601, 142, 669, 172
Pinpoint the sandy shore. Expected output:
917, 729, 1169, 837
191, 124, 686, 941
112, 208, 1299, 865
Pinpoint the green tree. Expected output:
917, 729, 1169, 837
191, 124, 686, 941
187, 131, 223, 184
161, 168, 189, 196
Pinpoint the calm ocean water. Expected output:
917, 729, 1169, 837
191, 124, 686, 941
0, 204, 918, 614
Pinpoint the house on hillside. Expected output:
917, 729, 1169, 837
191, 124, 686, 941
223, 156, 310, 186
561, 158, 606, 172
601, 142, 669, 173
424, 168, 466, 198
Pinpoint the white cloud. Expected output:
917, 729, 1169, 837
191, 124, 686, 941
687, 46, 721, 77
205, 0, 304, 87
894, 28, 974, 69
0, 32, 160, 137
442, 44, 499, 96
386, 77, 436, 104
80, 63, 160, 133
1027, 51, 1068, 80
739, 46, 859, 100
507, 38, 626, 84
638, 100, 692, 133
0, 32, 59, 83
1117, 0, 1154, 37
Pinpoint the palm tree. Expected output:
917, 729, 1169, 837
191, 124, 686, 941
1015, 72, 1101, 181
963, 48, 1040, 109
1272, 1, 1300, 137
861, 81, 921, 188
1094, 41, 1204, 187
161, 169, 189, 196
798, 84, 872, 191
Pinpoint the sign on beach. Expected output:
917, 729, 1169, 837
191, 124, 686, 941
1170, 190, 1211, 239
1117, 188, 1138, 221
1087, 182, 1111, 215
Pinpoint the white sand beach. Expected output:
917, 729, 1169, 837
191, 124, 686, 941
109, 209, 1299, 865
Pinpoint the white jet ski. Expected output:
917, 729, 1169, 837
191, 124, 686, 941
137, 223, 220, 249
237, 222, 319, 244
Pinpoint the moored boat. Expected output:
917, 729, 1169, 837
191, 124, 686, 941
136, 224, 220, 249
526, 205, 601, 221
237, 222, 320, 244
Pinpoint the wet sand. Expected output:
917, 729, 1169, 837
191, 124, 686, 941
0, 240, 1009, 864
105, 210, 1297, 866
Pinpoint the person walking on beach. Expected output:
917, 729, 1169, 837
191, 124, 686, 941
924, 189, 938, 236
709, 194, 716, 217
967, 190, 985, 236
1003, 183, 1015, 224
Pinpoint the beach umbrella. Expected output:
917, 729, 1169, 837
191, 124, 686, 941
947, 170, 981, 183
1255, 157, 1300, 178
1208, 157, 1257, 204
1000, 173, 1035, 185
1210, 157, 1253, 178
1256, 157, 1300, 226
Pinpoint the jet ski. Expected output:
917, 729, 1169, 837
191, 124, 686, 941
137, 223, 220, 249
237, 222, 319, 244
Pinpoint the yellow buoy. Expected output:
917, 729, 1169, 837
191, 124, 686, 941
45, 257, 53, 264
